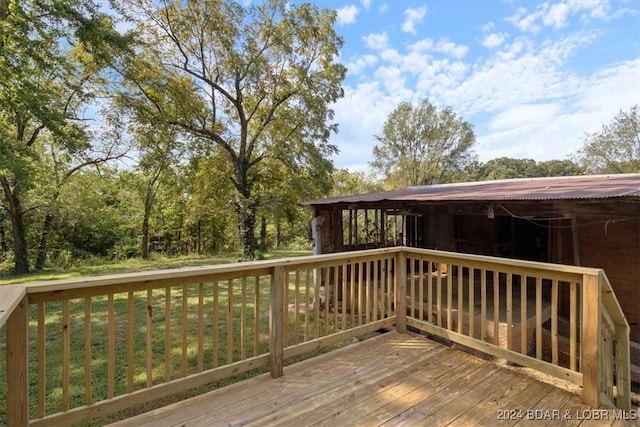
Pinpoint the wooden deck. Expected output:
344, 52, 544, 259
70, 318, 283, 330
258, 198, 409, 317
108, 331, 635, 427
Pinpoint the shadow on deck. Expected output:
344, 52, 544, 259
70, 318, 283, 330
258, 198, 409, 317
109, 331, 631, 427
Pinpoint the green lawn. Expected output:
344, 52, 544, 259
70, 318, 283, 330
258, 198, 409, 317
0, 250, 312, 285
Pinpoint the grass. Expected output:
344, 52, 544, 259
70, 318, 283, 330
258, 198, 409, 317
0, 249, 312, 285
0, 249, 384, 426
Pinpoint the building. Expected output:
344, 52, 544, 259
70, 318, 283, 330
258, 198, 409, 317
303, 173, 640, 357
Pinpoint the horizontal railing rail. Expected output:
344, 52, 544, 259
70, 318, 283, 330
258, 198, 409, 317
0, 247, 631, 426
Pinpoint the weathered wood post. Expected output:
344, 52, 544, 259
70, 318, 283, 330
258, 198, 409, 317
270, 265, 285, 378
6, 293, 29, 426
395, 249, 407, 333
581, 273, 600, 408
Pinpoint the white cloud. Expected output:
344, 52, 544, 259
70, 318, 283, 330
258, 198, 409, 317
336, 5, 359, 26
402, 6, 428, 35
360, 0, 371, 11
434, 38, 468, 59
507, 1, 613, 33
346, 54, 378, 75
482, 33, 508, 49
481, 21, 495, 33
363, 32, 388, 50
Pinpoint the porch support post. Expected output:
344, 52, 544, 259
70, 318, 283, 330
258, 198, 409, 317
395, 250, 407, 333
6, 294, 29, 426
582, 273, 600, 408
270, 265, 285, 378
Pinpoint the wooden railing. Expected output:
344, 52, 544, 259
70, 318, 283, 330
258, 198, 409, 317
399, 248, 630, 411
0, 247, 630, 426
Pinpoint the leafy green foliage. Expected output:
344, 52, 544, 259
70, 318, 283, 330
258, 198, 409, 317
116, 0, 346, 258
371, 99, 477, 189
466, 157, 585, 181
576, 105, 640, 173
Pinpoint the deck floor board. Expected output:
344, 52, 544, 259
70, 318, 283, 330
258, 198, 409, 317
108, 331, 634, 427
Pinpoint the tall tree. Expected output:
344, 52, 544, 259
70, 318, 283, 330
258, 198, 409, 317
116, 0, 346, 258
371, 99, 476, 189
576, 105, 640, 174
465, 157, 584, 181
0, 0, 132, 273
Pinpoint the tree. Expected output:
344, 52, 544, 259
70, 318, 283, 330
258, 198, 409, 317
466, 157, 584, 181
0, 0, 132, 273
116, 0, 346, 258
575, 105, 640, 174
371, 99, 476, 189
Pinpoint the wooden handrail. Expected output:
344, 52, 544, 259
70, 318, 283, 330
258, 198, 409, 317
0, 286, 26, 328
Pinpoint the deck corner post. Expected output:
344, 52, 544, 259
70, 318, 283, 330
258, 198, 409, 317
395, 250, 407, 333
581, 273, 601, 408
6, 294, 29, 426
270, 265, 285, 378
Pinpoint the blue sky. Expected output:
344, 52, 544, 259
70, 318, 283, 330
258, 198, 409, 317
303, 0, 640, 172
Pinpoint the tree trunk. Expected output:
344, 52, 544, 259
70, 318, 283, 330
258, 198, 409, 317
260, 215, 267, 252
0, 211, 7, 260
141, 210, 150, 259
0, 176, 29, 273
275, 218, 281, 249
35, 213, 53, 270
236, 195, 256, 259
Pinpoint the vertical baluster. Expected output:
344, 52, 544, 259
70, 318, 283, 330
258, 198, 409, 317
107, 294, 115, 399
468, 268, 475, 338
480, 269, 486, 341
182, 285, 188, 376
372, 260, 379, 322
198, 282, 204, 370
127, 292, 134, 393
333, 266, 339, 330
62, 300, 70, 410
84, 298, 92, 402
146, 289, 153, 386
342, 263, 347, 330
427, 260, 433, 324
38, 303, 46, 417
437, 264, 443, 327
418, 257, 424, 321
551, 280, 559, 365
294, 271, 300, 344
357, 262, 364, 326
457, 266, 463, 334
165, 287, 171, 380
213, 281, 219, 368
521, 276, 527, 354
447, 264, 453, 330
493, 271, 499, 345
506, 273, 513, 351
254, 276, 260, 356
570, 282, 577, 371
305, 269, 311, 341
227, 279, 234, 364
536, 277, 543, 359
350, 263, 355, 327
241, 277, 247, 359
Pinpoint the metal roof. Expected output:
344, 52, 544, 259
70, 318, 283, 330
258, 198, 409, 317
302, 173, 640, 206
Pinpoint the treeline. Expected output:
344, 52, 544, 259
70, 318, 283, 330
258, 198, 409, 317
1, 0, 637, 275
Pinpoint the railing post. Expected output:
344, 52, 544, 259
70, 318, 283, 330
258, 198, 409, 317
270, 265, 285, 378
6, 295, 29, 426
395, 250, 407, 333
582, 273, 600, 408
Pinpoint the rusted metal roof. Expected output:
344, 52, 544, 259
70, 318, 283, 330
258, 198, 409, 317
302, 173, 640, 206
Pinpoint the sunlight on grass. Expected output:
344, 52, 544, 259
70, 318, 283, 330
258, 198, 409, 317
0, 250, 312, 285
